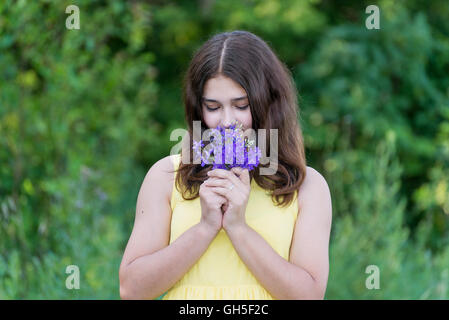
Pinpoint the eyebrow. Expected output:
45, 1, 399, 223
202, 96, 248, 103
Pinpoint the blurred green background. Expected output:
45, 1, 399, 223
1, 0, 449, 299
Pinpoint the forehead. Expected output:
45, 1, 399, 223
203, 75, 247, 101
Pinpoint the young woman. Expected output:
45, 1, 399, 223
119, 30, 332, 300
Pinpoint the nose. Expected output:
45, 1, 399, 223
222, 108, 235, 129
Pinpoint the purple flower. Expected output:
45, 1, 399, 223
192, 122, 261, 171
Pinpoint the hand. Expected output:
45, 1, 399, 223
199, 178, 228, 234
205, 167, 251, 232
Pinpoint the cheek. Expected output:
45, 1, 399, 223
241, 110, 252, 129
202, 110, 219, 128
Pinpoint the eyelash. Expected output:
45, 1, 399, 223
206, 105, 249, 111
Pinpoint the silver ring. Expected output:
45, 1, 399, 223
229, 184, 234, 191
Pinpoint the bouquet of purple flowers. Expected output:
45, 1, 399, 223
193, 122, 262, 171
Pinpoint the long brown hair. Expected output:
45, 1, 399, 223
175, 30, 307, 208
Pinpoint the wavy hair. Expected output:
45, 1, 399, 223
174, 30, 307, 208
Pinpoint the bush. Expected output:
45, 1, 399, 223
1, 0, 448, 299
327, 133, 449, 299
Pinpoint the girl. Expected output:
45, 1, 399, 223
119, 30, 332, 300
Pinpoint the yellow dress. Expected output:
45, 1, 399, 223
161, 153, 299, 300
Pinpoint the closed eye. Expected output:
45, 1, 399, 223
205, 105, 249, 111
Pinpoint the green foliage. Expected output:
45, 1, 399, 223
327, 133, 449, 299
297, 0, 449, 251
1, 0, 155, 299
0, 0, 448, 299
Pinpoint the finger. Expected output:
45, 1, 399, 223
209, 186, 230, 199
230, 167, 250, 186
204, 184, 228, 202
204, 177, 222, 186
230, 166, 242, 177
230, 167, 250, 187
242, 169, 250, 186
212, 192, 228, 206
207, 169, 243, 188
205, 177, 233, 189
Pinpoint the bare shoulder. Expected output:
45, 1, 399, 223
120, 155, 176, 273
297, 166, 332, 221
141, 155, 176, 203
298, 166, 331, 195
289, 166, 332, 297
